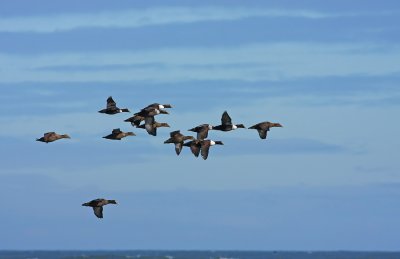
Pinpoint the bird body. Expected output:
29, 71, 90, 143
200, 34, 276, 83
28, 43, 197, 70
200, 139, 224, 160
36, 132, 70, 143
98, 96, 129, 115
249, 121, 282, 139
103, 128, 135, 140
188, 124, 213, 140
146, 103, 172, 109
164, 130, 195, 155
212, 111, 245, 131
125, 107, 169, 127
137, 116, 170, 136
82, 198, 117, 218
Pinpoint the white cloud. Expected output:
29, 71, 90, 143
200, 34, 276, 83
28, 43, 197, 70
0, 43, 399, 83
0, 7, 335, 33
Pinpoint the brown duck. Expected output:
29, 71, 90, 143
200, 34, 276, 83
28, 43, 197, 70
137, 116, 170, 136
36, 132, 70, 143
249, 121, 283, 139
98, 96, 129, 115
103, 128, 135, 140
82, 198, 117, 218
188, 124, 213, 140
164, 130, 195, 155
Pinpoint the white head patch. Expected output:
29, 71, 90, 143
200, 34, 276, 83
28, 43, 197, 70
232, 124, 238, 129
208, 124, 213, 129
210, 140, 216, 145
159, 105, 165, 109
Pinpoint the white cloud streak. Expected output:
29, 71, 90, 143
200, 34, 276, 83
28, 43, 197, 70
0, 7, 335, 33
0, 43, 399, 83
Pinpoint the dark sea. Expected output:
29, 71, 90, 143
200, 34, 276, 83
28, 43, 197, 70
0, 251, 399, 259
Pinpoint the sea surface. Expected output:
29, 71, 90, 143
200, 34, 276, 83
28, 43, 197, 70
0, 251, 399, 259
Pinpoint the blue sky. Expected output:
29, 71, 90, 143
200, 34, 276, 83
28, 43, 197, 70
1, 0, 400, 250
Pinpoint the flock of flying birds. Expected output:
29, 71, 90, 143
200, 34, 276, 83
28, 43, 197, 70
36, 96, 283, 218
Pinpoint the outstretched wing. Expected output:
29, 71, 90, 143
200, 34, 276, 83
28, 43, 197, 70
112, 128, 122, 134
106, 96, 117, 109
170, 130, 181, 138
190, 142, 201, 157
144, 116, 156, 136
257, 129, 268, 139
221, 111, 232, 126
197, 128, 209, 140
44, 132, 56, 137
175, 142, 183, 155
201, 141, 211, 160
93, 206, 103, 218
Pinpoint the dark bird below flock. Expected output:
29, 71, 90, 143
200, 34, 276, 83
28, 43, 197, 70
36, 132, 70, 143
103, 128, 135, 140
82, 198, 117, 218
37, 96, 283, 219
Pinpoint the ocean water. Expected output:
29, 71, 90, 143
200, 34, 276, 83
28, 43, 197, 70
0, 251, 399, 259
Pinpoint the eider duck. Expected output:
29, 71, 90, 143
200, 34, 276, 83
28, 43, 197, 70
183, 139, 202, 157
164, 130, 195, 155
82, 198, 117, 218
188, 124, 213, 140
137, 116, 170, 136
103, 128, 135, 140
36, 132, 70, 143
200, 140, 224, 160
249, 121, 283, 139
212, 111, 245, 131
125, 107, 169, 127
98, 96, 129, 115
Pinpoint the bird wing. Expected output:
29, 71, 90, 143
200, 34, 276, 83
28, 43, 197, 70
197, 128, 209, 140
44, 132, 56, 137
175, 142, 183, 155
170, 130, 181, 138
112, 128, 122, 134
257, 129, 268, 139
221, 111, 232, 125
144, 116, 156, 136
93, 206, 103, 218
201, 141, 211, 160
106, 96, 117, 109
190, 142, 201, 157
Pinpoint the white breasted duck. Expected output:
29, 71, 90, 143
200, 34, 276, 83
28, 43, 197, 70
188, 124, 213, 140
164, 130, 195, 155
103, 128, 135, 140
82, 198, 117, 219
249, 121, 283, 139
200, 139, 224, 160
36, 132, 70, 143
212, 111, 245, 132
98, 96, 130, 115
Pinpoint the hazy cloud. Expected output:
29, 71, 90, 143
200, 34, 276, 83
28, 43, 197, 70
0, 7, 343, 33
1, 43, 400, 83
